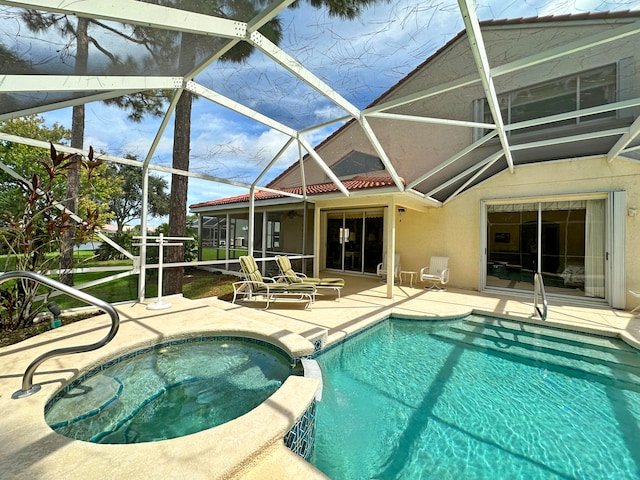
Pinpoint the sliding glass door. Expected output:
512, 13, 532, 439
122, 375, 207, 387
485, 199, 606, 298
324, 209, 384, 274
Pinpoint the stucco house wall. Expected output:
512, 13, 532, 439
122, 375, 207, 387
394, 155, 639, 307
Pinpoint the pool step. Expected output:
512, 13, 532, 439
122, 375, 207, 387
430, 317, 640, 389
468, 317, 640, 364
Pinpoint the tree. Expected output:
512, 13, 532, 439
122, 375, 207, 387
0, 144, 105, 330
107, 161, 170, 233
164, 0, 282, 295
0, 115, 71, 186
0, 116, 117, 230
15, 0, 387, 296
163, 0, 383, 295
19, 11, 172, 286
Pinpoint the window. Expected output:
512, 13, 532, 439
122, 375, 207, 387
267, 219, 280, 249
330, 151, 384, 178
484, 199, 606, 299
474, 64, 617, 139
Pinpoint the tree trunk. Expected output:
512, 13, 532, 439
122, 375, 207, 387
164, 34, 196, 295
59, 17, 89, 286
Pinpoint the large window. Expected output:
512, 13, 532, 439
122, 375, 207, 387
485, 199, 606, 299
324, 209, 384, 274
475, 64, 617, 138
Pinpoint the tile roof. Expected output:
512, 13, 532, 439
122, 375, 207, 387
189, 176, 402, 209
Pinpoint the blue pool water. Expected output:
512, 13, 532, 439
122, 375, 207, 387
45, 337, 292, 443
312, 316, 640, 479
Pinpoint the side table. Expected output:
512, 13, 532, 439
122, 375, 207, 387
399, 270, 417, 287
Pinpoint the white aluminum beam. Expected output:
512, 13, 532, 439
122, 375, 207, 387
408, 131, 498, 189
2, 0, 247, 39
493, 20, 640, 77
363, 17, 640, 132
248, 31, 361, 119
424, 151, 502, 199
510, 128, 627, 151
0, 133, 286, 194
256, 186, 304, 199
405, 188, 443, 206
359, 117, 405, 191
253, 137, 297, 186
186, 81, 297, 137
298, 136, 350, 196
0, 90, 141, 121
505, 98, 640, 132
367, 112, 495, 131
186, 0, 295, 81
458, 0, 514, 172
444, 154, 503, 204
608, 115, 640, 162
620, 144, 640, 153
364, 76, 481, 116
299, 115, 352, 135
0, 75, 182, 92
247, 0, 297, 32
297, 141, 308, 201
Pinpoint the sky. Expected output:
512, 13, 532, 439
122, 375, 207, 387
7, 0, 639, 226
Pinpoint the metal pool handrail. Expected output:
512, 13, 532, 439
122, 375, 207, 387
533, 272, 548, 321
0, 271, 120, 399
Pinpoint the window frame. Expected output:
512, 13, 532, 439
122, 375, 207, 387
473, 63, 618, 141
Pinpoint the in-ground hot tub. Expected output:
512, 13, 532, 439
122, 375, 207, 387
45, 336, 294, 443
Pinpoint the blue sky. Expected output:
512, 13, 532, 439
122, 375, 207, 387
31, 0, 640, 225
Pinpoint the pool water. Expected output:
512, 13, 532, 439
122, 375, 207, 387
45, 337, 291, 443
312, 316, 640, 479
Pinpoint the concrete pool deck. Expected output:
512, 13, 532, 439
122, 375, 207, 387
1, 276, 639, 479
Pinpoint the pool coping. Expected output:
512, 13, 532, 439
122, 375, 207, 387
0, 296, 324, 480
2, 281, 640, 479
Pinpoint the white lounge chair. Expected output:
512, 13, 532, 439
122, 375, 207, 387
420, 256, 450, 290
377, 253, 401, 282
275, 255, 344, 300
233, 255, 316, 309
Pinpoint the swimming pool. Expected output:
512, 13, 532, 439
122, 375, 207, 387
311, 315, 640, 479
45, 337, 292, 443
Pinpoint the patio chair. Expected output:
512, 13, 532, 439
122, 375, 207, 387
420, 256, 450, 290
233, 255, 316, 309
377, 252, 401, 282
275, 255, 345, 300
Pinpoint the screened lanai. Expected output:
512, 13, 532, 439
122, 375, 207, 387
1, 0, 640, 301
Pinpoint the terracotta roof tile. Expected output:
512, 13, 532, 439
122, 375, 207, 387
189, 176, 402, 209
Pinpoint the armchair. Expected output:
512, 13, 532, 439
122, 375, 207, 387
420, 256, 449, 290
377, 253, 401, 281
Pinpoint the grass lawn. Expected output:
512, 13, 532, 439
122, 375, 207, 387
0, 262, 238, 348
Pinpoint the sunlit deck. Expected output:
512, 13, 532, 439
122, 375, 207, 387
1, 277, 639, 479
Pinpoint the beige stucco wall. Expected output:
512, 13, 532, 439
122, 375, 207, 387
394, 155, 640, 307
